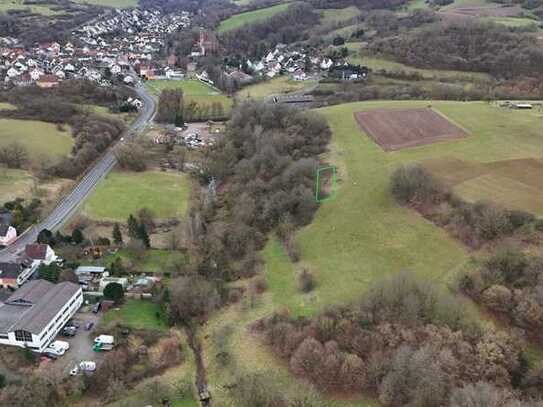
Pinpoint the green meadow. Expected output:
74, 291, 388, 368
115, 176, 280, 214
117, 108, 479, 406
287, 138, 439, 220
217, 2, 290, 33
0, 118, 73, 162
82, 170, 191, 221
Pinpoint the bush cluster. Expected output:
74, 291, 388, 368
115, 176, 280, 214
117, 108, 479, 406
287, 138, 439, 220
256, 272, 543, 406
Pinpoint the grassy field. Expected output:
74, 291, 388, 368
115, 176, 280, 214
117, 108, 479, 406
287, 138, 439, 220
217, 2, 290, 33
0, 0, 65, 15
236, 76, 317, 100
72, 0, 138, 8
319, 6, 361, 25
346, 50, 491, 82
82, 170, 191, 221
145, 79, 233, 113
102, 299, 167, 331
483, 16, 540, 27
0, 118, 73, 162
203, 101, 543, 405
104, 249, 189, 274
0, 168, 34, 203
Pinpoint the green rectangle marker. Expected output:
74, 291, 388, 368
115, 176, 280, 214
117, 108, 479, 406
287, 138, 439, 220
315, 165, 337, 203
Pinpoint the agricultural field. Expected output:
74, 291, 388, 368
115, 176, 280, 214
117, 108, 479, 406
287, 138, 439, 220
102, 299, 168, 331
0, 118, 73, 163
354, 107, 468, 151
217, 2, 290, 33
145, 79, 233, 113
82, 170, 191, 221
236, 76, 317, 100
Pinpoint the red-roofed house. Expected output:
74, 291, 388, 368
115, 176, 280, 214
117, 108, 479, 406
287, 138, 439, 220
24, 244, 57, 266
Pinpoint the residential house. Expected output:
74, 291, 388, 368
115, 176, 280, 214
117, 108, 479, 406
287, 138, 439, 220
24, 244, 57, 266
0, 280, 83, 351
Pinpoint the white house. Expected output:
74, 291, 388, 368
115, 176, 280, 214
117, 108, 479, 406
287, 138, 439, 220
0, 225, 17, 246
24, 244, 57, 266
29, 68, 43, 81
0, 280, 83, 352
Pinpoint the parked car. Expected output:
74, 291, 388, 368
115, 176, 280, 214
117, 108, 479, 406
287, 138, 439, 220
44, 345, 65, 356
43, 352, 59, 360
79, 361, 96, 372
85, 322, 94, 331
51, 340, 70, 352
62, 327, 77, 337
66, 320, 80, 329
92, 302, 101, 313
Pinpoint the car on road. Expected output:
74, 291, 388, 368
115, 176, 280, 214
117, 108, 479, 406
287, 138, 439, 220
85, 322, 94, 331
69, 365, 79, 376
67, 319, 80, 329
79, 361, 96, 372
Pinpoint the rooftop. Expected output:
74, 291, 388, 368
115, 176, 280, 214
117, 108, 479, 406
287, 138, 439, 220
0, 280, 80, 335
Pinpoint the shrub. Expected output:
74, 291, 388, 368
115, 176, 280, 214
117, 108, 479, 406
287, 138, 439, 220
390, 165, 443, 205
297, 269, 315, 293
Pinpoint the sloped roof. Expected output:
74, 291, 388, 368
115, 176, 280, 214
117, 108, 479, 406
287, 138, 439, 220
25, 244, 48, 260
0, 280, 80, 335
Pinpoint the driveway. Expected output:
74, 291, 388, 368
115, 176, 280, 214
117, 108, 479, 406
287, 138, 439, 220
48, 308, 104, 376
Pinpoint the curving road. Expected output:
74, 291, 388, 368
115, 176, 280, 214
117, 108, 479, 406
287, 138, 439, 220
0, 82, 156, 262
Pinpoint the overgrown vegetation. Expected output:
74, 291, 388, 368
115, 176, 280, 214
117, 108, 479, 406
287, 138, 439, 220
256, 272, 543, 406
391, 164, 542, 248
460, 248, 543, 344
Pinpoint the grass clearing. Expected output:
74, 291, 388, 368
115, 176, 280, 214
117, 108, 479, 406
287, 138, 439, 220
217, 2, 290, 33
236, 76, 317, 100
145, 79, 233, 113
72, 0, 138, 8
0, 168, 34, 203
102, 299, 168, 331
103, 249, 189, 274
347, 53, 491, 82
82, 170, 191, 221
483, 16, 539, 27
319, 6, 361, 25
0, 118, 73, 163
0, 0, 65, 15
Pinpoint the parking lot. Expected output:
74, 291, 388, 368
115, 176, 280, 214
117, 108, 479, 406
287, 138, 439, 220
45, 308, 105, 376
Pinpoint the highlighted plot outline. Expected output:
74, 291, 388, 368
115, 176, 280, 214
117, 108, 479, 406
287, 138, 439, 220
315, 165, 337, 203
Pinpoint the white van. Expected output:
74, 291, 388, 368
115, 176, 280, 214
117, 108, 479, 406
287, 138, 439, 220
79, 361, 96, 372
51, 340, 70, 352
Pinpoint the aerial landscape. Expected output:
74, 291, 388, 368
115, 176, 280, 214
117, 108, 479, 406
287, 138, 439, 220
0, 0, 542, 405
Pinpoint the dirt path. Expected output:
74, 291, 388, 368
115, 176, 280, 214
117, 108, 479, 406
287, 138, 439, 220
186, 326, 212, 407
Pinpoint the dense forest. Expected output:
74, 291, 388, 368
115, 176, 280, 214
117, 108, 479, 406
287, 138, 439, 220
369, 21, 543, 79
187, 102, 330, 282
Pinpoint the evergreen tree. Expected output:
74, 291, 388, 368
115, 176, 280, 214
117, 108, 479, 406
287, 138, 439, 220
136, 222, 151, 249
127, 214, 139, 239
174, 111, 184, 128
112, 222, 123, 245
38, 263, 61, 283
71, 228, 84, 245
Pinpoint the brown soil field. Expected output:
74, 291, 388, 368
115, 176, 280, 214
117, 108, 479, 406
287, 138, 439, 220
354, 108, 468, 151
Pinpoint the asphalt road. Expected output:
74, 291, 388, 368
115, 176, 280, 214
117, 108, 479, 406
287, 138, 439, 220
0, 82, 156, 262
